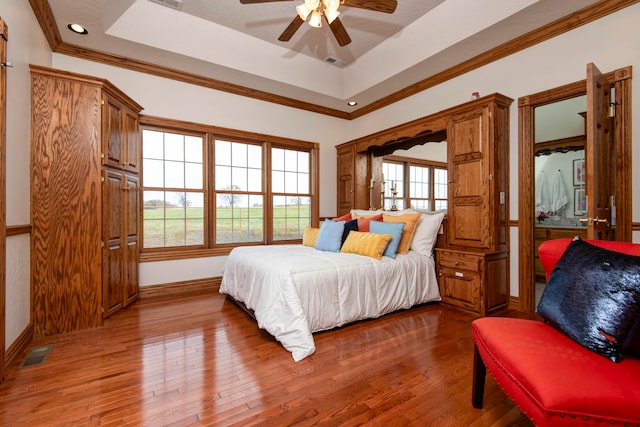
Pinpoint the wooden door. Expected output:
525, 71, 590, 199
103, 170, 125, 317
585, 63, 614, 240
124, 174, 139, 306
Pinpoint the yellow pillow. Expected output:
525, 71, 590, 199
340, 231, 392, 260
383, 213, 422, 254
302, 226, 320, 247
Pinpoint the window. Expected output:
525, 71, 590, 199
271, 147, 311, 240
383, 157, 447, 212
142, 129, 205, 249
140, 118, 318, 259
215, 140, 263, 244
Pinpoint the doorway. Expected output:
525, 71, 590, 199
517, 64, 632, 313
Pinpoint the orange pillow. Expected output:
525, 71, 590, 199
383, 212, 422, 254
352, 213, 383, 232
332, 212, 352, 221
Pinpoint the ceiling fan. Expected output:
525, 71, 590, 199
239, 0, 398, 47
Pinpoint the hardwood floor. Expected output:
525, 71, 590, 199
0, 292, 533, 426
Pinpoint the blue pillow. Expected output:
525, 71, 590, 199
315, 220, 346, 252
341, 219, 358, 247
369, 220, 405, 258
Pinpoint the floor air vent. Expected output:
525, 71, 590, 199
18, 345, 53, 369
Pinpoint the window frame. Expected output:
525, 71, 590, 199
383, 154, 447, 212
139, 115, 319, 262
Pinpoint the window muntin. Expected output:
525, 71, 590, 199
382, 161, 405, 211
272, 148, 311, 240
383, 158, 447, 212
142, 130, 205, 249
215, 140, 264, 244
140, 122, 317, 255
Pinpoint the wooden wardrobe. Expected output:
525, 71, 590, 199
336, 93, 512, 316
30, 65, 142, 337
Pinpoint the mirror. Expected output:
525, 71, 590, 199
534, 95, 586, 226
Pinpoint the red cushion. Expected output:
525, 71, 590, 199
473, 317, 640, 425
332, 212, 352, 221
539, 238, 640, 280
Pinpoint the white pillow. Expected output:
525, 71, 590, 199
410, 211, 445, 255
351, 209, 383, 217
378, 209, 418, 216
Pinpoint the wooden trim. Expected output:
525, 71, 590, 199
6, 224, 32, 236
518, 66, 633, 313
383, 154, 447, 169
508, 296, 520, 312
139, 247, 233, 262
4, 323, 33, 375
632, 222, 640, 231
140, 115, 318, 149
139, 277, 221, 299
28, 0, 640, 119
0, 14, 8, 382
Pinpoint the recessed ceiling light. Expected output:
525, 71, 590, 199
67, 24, 88, 35
347, 101, 357, 106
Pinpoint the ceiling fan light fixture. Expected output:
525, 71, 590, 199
323, 0, 340, 11
304, 0, 320, 10
296, 4, 312, 20
309, 10, 323, 28
325, 8, 340, 24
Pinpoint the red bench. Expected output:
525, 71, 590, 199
471, 238, 640, 426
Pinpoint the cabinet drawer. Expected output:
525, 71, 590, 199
439, 269, 481, 311
534, 228, 548, 239
437, 252, 481, 272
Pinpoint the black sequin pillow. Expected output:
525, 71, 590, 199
537, 238, 640, 362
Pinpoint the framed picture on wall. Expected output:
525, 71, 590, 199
573, 159, 585, 186
574, 188, 587, 215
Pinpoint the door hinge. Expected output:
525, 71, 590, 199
488, 174, 493, 181
489, 236, 493, 244
609, 102, 618, 117
101, 241, 105, 248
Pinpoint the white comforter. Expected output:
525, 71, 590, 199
220, 245, 441, 361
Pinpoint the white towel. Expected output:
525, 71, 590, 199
550, 170, 568, 213
535, 171, 547, 211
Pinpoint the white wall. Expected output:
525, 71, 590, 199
4, 1, 640, 347
3, 0, 52, 348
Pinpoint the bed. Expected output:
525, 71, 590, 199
219, 210, 445, 361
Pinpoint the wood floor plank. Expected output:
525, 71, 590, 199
0, 292, 533, 426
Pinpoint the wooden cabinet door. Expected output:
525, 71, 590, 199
123, 109, 140, 174
124, 174, 139, 305
103, 170, 125, 318
447, 106, 492, 249
337, 145, 355, 215
103, 94, 124, 170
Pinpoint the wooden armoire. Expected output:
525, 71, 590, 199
436, 94, 512, 315
30, 65, 142, 337
336, 93, 512, 316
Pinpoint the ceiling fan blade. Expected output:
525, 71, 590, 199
278, 15, 304, 42
240, 0, 292, 3
341, 0, 397, 13
327, 16, 352, 47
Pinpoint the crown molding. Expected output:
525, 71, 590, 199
29, 0, 640, 120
